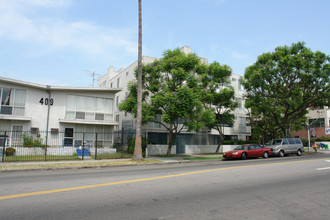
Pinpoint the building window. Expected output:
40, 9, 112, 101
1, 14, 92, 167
115, 115, 120, 122
122, 120, 133, 130
238, 82, 244, 92
117, 78, 121, 88
95, 113, 104, 120
0, 88, 26, 115
235, 97, 242, 108
309, 118, 325, 128
126, 71, 129, 76
110, 82, 113, 88
12, 125, 23, 139
76, 112, 85, 119
51, 128, 59, 135
31, 127, 39, 134
232, 78, 237, 82
116, 96, 120, 108
65, 95, 113, 121
149, 115, 161, 128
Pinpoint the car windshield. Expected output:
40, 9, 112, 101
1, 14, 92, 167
234, 145, 248, 150
271, 139, 282, 145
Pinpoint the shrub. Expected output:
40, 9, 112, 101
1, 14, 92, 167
5, 147, 16, 156
23, 134, 46, 148
315, 136, 330, 142
222, 140, 235, 145
127, 137, 147, 156
301, 139, 308, 147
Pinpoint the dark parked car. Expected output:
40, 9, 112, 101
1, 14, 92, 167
223, 144, 272, 160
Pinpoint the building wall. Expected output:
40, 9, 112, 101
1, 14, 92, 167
293, 106, 330, 140
293, 127, 330, 140
1, 77, 120, 133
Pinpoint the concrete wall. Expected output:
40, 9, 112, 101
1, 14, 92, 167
185, 145, 238, 154
90, 147, 116, 155
147, 144, 238, 155
147, 145, 176, 156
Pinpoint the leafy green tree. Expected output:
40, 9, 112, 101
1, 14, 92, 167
198, 62, 238, 153
120, 48, 211, 155
247, 108, 281, 144
242, 42, 330, 137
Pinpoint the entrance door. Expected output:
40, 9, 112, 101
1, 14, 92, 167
64, 128, 74, 146
175, 135, 185, 154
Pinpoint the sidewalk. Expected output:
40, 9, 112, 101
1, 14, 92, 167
1, 151, 329, 172
0, 155, 191, 172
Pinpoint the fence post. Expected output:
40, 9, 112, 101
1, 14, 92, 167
44, 131, 48, 161
1, 131, 7, 162
95, 133, 98, 160
82, 132, 85, 160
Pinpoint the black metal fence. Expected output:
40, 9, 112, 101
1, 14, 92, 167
0, 130, 129, 162
0, 129, 224, 162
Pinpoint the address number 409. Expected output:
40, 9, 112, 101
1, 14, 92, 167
39, 98, 54, 105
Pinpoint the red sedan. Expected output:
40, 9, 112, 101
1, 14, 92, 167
223, 144, 272, 160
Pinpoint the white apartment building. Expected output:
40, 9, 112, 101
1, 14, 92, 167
97, 46, 251, 148
0, 77, 120, 148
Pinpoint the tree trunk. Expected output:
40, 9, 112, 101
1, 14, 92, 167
287, 121, 293, 138
167, 132, 176, 155
134, 0, 143, 160
215, 132, 224, 153
215, 142, 221, 153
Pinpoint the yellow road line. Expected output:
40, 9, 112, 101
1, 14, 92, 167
1, 158, 328, 200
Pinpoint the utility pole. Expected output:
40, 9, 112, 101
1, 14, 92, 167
134, 0, 143, 160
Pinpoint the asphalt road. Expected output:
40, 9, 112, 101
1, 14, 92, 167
1, 155, 330, 220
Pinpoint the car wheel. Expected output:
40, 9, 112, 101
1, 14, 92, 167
263, 151, 269, 158
278, 150, 284, 157
241, 153, 247, 160
297, 149, 302, 156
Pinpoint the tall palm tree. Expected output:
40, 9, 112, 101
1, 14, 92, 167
134, 0, 143, 160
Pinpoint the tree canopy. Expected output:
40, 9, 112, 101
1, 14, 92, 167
198, 61, 238, 152
241, 42, 330, 138
119, 48, 213, 155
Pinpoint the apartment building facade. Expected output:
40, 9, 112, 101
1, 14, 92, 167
0, 77, 120, 148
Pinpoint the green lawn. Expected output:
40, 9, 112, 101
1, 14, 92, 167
184, 157, 223, 161
4, 155, 80, 162
91, 152, 133, 160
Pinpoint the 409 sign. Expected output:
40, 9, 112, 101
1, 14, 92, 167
39, 98, 54, 106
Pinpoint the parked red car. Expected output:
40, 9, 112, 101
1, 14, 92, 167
223, 144, 272, 160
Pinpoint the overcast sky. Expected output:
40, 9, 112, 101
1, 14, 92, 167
1, 0, 329, 87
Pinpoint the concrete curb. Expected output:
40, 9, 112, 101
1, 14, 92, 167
1, 151, 329, 172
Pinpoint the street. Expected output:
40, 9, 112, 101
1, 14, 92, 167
1, 155, 330, 220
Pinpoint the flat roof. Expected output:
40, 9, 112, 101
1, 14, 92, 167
0, 77, 122, 93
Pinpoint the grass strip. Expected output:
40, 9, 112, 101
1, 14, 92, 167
184, 157, 223, 161
0, 159, 162, 171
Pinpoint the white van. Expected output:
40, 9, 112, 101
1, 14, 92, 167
269, 138, 304, 157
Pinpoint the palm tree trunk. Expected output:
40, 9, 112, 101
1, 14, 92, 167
134, 0, 143, 160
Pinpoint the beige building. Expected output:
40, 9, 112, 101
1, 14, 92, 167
97, 46, 251, 151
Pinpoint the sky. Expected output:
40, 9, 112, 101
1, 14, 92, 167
0, 0, 329, 87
